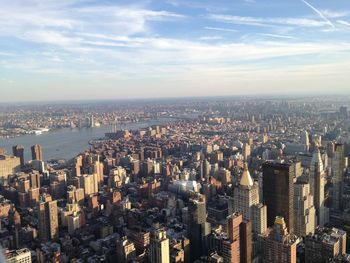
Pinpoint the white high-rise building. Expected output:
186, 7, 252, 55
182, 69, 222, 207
231, 163, 267, 234
310, 148, 329, 226
294, 182, 316, 237
68, 212, 80, 234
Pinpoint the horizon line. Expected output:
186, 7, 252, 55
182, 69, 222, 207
1, 92, 350, 106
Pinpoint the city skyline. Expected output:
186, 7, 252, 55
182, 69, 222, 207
1, 0, 350, 102
1, 96, 350, 262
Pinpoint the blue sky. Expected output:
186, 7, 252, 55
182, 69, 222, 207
0, 0, 350, 101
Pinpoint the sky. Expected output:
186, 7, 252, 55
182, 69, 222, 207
0, 0, 350, 102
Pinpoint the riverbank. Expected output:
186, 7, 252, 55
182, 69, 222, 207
0, 118, 173, 161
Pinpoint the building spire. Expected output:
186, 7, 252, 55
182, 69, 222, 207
240, 162, 254, 187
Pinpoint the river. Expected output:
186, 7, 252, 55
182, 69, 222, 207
0, 119, 171, 161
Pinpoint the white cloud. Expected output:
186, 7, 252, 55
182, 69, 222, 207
204, 26, 238, 32
320, 9, 348, 18
337, 20, 350, 27
208, 14, 329, 28
257, 33, 296, 40
20, 30, 82, 47
199, 36, 223, 41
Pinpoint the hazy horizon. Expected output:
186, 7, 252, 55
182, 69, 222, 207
1, 0, 350, 102
1, 93, 350, 106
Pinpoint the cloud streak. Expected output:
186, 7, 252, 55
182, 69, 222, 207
204, 26, 238, 33
257, 33, 296, 40
208, 14, 330, 28
301, 0, 335, 28
337, 20, 350, 27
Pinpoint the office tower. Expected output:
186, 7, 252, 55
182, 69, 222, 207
262, 161, 294, 233
188, 194, 211, 261
309, 148, 328, 226
116, 237, 136, 263
218, 168, 231, 185
305, 227, 347, 263
293, 181, 315, 237
29, 172, 40, 189
293, 161, 302, 180
28, 188, 40, 206
12, 145, 24, 168
327, 142, 335, 158
259, 217, 298, 263
226, 213, 242, 262
231, 163, 267, 234
131, 159, 140, 178
37, 195, 58, 240
242, 143, 251, 161
150, 229, 170, 263
209, 213, 252, 263
239, 220, 252, 263
67, 212, 80, 235
67, 185, 84, 205
0, 154, 21, 179
332, 144, 346, 211
252, 203, 267, 235
200, 159, 210, 181
91, 160, 104, 187
301, 130, 310, 152
5, 248, 32, 263
227, 213, 252, 263
108, 167, 127, 188
31, 144, 42, 161
82, 174, 99, 196
141, 159, 154, 177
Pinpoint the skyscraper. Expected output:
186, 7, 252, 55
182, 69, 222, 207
309, 148, 328, 226
226, 213, 242, 262
31, 144, 43, 161
258, 217, 298, 263
200, 159, 210, 181
332, 144, 346, 211
293, 181, 316, 237
231, 163, 267, 234
242, 143, 251, 161
262, 161, 294, 233
150, 229, 170, 263
226, 213, 252, 263
37, 195, 58, 240
188, 194, 211, 261
12, 145, 24, 168
209, 212, 252, 263
301, 130, 310, 152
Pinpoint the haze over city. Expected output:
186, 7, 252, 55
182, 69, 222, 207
1, 0, 350, 102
